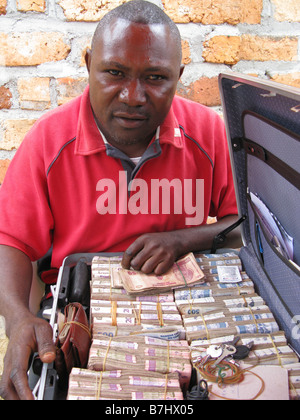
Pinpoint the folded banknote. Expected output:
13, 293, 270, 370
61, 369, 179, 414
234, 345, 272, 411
117, 252, 205, 295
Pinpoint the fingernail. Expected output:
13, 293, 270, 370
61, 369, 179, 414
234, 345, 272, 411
42, 352, 55, 363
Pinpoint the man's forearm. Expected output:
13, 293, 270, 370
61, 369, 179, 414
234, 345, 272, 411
122, 214, 243, 275
176, 214, 243, 256
0, 245, 33, 337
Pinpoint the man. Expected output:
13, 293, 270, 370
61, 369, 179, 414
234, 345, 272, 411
0, 0, 240, 399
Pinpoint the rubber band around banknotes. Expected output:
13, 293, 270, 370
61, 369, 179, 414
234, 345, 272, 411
163, 374, 169, 400
62, 321, 92, 339
239, 293, 260, 333
157, 302, 164, 327
96, 336, 113, 400
268, 333, 283, 367
163, 342, 170, 400
131, 301, 142, 325
200, 313, 210, 340
194, 359, 265, 400
246, 304, 259, 333
111, 301, 118, 326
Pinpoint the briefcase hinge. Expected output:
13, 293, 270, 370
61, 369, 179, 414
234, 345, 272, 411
231, 137, 243, 151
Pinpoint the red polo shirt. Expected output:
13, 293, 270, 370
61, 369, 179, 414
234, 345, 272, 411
0, 86, 237, 277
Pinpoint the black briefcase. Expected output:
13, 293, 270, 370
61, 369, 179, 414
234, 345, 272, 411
219, 72, 300, 354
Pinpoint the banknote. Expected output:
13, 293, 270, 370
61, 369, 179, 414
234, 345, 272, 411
117, 252, 205, 295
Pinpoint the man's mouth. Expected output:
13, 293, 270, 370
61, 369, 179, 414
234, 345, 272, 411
113, 112, 148, 129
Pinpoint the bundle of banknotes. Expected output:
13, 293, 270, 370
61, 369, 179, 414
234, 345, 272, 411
67, 368, 184, 400
91, 299, 185, 339
115, 253, 205, 295
183, 307, 279, 342
91, 255, 174, 302
176, 294, 266, 317
87, 335, 192, 390
191, 331, 299, 366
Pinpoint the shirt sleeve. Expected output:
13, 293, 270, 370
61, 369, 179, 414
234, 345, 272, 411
0, 126, 54, 261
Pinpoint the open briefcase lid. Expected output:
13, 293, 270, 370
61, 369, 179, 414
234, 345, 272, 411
219, 72, 300, 354
218, 72, 300, 248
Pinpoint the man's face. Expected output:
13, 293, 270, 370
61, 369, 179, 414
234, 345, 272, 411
86, 19, 184, 156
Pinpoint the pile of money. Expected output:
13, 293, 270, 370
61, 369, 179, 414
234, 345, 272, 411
87, 335, 192, 389
117, 253, 205, 295
66, 252, 300, 400
195, 252, 243, 275
91, 299, 185, 339
67, 368, 184, 400
91, 255, 174, 302
177, 294, 266, 317
173, 253, 281, 342
191, 331, 299, 366
174, 278, 255, 302
182, 306, 279, 341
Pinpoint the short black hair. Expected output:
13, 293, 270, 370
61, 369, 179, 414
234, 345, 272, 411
91, 0, 182, 61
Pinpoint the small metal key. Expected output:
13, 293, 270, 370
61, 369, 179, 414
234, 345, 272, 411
212, 344, 236, 367
206, 345, 223, 359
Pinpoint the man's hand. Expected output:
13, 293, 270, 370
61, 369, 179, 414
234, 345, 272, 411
122, 231, 183, 275
122, 217, 242, 276
0, 313, 55, 400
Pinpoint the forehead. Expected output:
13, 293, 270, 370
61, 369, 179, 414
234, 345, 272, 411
92, 18, 180, 67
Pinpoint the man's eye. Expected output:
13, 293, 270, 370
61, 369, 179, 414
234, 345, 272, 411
108, 70, 123, 77
148, 75, 165, 81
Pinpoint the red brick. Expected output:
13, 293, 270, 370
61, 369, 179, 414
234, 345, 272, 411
0, 86, 12, 109
177, 77, 221, 107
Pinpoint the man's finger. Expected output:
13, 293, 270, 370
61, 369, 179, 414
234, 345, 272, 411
122, 239, 144, 269
9, 344, 35, 400
10, 366, 34, 400
34, 321, 56, 363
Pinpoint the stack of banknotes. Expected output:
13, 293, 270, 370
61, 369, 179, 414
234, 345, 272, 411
87, 335, 191, 389
182, 305, 279, 342
67, 368, 184, 400
91, 255, 175, 302
91, 299, 185, 340
173, 253, 281, 342
190, 331, 299, 366
116, 253, 205, 295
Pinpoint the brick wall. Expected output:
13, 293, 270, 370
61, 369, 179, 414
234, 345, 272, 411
0, 0, 300, 183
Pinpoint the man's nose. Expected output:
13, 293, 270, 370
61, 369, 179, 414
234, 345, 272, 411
119, 79, 147, 106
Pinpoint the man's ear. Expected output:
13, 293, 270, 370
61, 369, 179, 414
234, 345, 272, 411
85, 48, 92, 73
179, 64, 185, 79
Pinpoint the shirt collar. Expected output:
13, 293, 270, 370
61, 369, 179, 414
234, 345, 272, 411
74, 85, 183, 156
